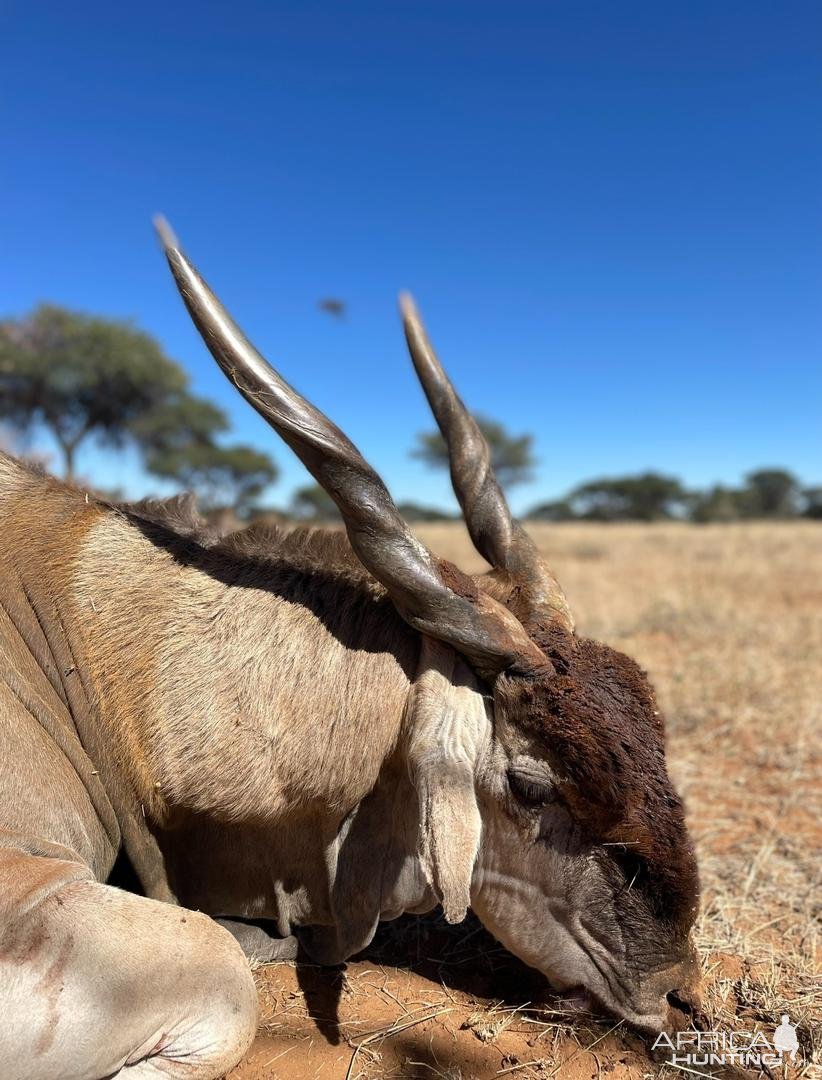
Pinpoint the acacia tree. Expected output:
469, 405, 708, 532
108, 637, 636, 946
411, 414, 536, 489
0, 304, 189, 478
740, 469, 801, 518
0, 303, 278, 511
290, 483, 340, 521
129, 394, 230, 452
146, 443, 278, 515
688, 484, 744, 523
569, 473, 689, 521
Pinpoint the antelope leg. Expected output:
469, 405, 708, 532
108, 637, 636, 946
215, 917, 300, 963
0, 849, 257, 1080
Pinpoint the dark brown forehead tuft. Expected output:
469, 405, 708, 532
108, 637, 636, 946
498, 633, 699, 927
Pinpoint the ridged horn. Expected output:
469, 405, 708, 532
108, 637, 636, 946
400, 293, 572, 631
154, 216, 549, 678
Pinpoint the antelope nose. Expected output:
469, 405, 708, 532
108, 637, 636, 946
648, 979, 705, 1059
654, 947, 704, 1035
666, 987, 702, 1030
662, 958, 705, 1034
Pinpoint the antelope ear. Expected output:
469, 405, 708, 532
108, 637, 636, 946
406, 638, 489, 923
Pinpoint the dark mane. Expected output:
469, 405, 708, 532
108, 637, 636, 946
114, 491, 378, 591
121, 493, 220, 543
0, 449, 49, 480
216, 522, 374, 588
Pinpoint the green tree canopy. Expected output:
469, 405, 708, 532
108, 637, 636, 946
290, 483, 340, 521
739, 468, 801, 518
396, 501, 458, 523
129, 395, 229, 454
525, 469, 819, 523
0, 303, 278, 512
563, 472, 689, 521
0, 304, 189, 477
802, 487, 822, 519
411, 414, 536, 489
525, 498, 576, 522
688, 484, 745, 524
146, 443, 278, 515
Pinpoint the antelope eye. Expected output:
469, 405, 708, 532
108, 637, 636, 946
507, 768, 554, 807
610, 846, 649, 888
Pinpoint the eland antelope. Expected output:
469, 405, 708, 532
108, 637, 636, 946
0, 221, 701, 1079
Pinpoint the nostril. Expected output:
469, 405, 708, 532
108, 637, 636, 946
666, 989, 693, 1017
667, 989, 707, 1033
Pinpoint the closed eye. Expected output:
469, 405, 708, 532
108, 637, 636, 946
507, 768, 554, 807
609, 846, 649, 889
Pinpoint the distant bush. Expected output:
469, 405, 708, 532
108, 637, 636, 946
526, 468, 819, 523
802, 487, 822, 520
396, 501, 459, 523
528, 472, 688, 522
689, 485, 747, 523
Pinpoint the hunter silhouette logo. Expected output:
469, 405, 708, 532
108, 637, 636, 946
653, 1014, 801, 1069
773, 1015, 799, 1061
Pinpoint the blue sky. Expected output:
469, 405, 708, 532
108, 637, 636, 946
1, 1, 820, 513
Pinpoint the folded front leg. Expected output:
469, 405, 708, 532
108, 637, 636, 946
0, 849, 258, 1080
215, 917, 300, 964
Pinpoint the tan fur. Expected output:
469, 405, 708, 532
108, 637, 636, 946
0, 453, 32, 500
0, 850, 257, 1079
1, 454, 417, 836
73, 513, 417, 826
0, 455, 177, 899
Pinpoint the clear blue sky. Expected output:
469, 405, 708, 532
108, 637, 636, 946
2, 1, 820, 512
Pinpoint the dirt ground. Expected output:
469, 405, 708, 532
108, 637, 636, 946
226, 522, 821, 1080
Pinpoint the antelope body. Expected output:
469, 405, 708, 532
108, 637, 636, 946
0, 223, 701, 1079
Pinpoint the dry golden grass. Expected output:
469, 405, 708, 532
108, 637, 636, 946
232, 522, 821, 1079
